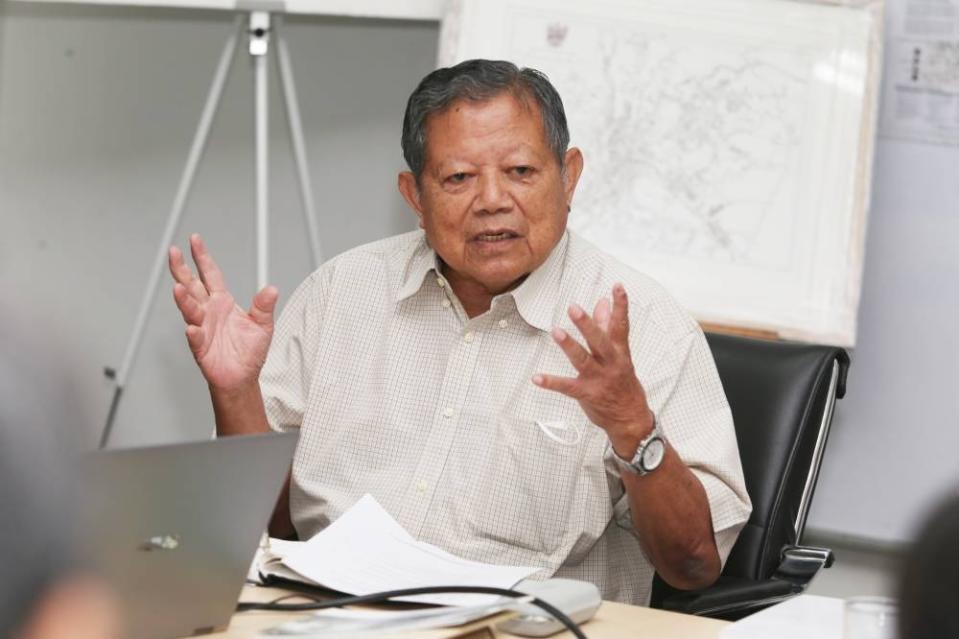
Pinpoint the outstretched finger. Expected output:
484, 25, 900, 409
168, 246, 209, 302
594, 297, 611, 333
173, 283, 205, 326
249, 285, 278, 329
532, 373, 583, 399
568, 304, 614, 362
189, 234, 228, 293
551, 327, 594, 373
609, 283, 631, 348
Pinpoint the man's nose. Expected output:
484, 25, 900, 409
475, 172, 513, 215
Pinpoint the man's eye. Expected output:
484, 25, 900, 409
447, 172, 468, 184
512, 166, 533, 177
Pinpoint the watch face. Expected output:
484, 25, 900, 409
642, 437, 666, 471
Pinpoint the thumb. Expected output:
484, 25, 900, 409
249, 285, 278, 327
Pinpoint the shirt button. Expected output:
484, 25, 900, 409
443, 407, 454, 419
416, 480, 428, 493
441, 299, 451, 309
463, 332, 475, 344
498, 319, 508, 329
436, 278, 446, 288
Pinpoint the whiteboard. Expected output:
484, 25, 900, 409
9, 0, 444, 19
441, 0, 884, 346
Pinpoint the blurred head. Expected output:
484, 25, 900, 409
398, 59, 584, 298
0, 424, 119, 639
1, 308, 120, 639
898, 491, 959, 639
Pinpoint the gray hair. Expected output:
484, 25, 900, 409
401, 59, 570, 178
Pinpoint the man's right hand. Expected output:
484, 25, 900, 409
168, 234, 279, 392
169, 234, 294, 537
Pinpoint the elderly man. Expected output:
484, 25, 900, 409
168, 59, 750, 605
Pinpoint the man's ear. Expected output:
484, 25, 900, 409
397, 171, 425, 228
562, 147, 584, 208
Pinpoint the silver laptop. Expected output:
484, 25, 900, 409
77, 432, 297, 639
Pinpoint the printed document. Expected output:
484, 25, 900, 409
881, 0, 959, 145
720, 594, 844, 639
256, 494, 542, 607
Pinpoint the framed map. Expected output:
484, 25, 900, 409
440, 0, 884, 346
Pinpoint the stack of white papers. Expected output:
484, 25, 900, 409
255, 494, 542, 607
260, 599, 525, 637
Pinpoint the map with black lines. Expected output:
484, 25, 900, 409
441, 0, 882, 345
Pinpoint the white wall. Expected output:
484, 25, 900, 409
804, 532, 902, 600
803, 0, 959, 544
0, 2, 436, 448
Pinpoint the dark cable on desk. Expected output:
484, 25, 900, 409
237, 584, 588, 638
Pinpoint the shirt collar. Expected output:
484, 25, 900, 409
393, 230, 570, 333
394, 234, 442, 303
508, 230, 570, 333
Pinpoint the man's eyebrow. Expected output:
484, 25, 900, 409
431, 160, 475, 173
498, 141, 545, 159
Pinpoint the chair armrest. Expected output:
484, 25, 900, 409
773, 545, 834, 587
659, 577, 798, 620
658, 545, 834, 620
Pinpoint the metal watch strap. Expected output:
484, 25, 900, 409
612, 418, 664, 476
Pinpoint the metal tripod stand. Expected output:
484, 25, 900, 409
100, 12, 322, 448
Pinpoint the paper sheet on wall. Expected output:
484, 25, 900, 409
880, 0, 959, 145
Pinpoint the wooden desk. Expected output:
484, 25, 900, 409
208, 585, 730, 638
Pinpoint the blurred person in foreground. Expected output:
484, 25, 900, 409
898, 491, 959, 639
0, 424, 119, 639
0, 311, 119, 639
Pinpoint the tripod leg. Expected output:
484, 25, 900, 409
251, 12, 271, 291
99, 16, 242, 449
275, 18, 323, 268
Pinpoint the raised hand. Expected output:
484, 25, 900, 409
168, 234, 278, 392
533, 283, 654, 457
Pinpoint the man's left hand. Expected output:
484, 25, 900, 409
533, 283, 654, 458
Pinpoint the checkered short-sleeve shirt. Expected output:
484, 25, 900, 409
260, 229, 751, 605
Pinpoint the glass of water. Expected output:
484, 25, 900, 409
845, 596, 898, 639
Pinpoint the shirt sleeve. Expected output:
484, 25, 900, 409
608, 326, 752, 567
259, 270, 328, 433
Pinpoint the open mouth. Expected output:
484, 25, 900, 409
474, 230, 520, 242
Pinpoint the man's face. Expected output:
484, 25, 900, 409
399, 92, 583, 297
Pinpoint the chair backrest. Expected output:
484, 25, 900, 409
705, 332, 849, 581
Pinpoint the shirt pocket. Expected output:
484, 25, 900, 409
464, 413, 599, 564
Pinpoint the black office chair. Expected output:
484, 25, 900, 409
651, 332, 850, 620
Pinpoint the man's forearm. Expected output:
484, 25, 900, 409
209, 381, 271, 436
209, 381, 297, 538
606, 413, 721, 591
622, 445, 721, 590
268, 473, 297, 539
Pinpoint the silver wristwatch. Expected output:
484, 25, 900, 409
612, 419, 666, 476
